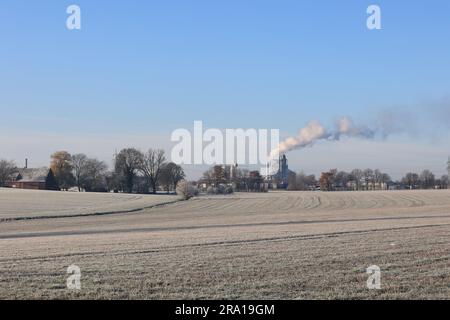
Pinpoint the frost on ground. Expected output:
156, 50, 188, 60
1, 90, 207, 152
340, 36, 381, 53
0, 189, 449, 299
0, 188, 181, 220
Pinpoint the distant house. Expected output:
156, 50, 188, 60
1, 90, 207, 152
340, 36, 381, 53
8, 168, 58, 190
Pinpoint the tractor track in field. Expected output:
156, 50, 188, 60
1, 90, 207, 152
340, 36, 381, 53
2, 213, 450, 240
1, 223, 449, 263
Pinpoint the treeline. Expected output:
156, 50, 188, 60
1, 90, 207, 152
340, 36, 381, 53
288, 169, 392, 191
288, 169, 449, 191
400, 170, 448, 190
318, 169, 392, 191
0, 148, 185, 194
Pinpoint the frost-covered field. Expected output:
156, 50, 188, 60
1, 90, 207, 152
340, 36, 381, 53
0, 189, 449, 299
0, 188, 180, 220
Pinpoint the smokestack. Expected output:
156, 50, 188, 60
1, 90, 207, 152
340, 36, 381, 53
25, 158, 28, 169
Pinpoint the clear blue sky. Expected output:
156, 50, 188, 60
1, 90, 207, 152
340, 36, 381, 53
1, 1, 450, 178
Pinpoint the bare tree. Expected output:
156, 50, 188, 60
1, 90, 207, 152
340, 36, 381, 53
139, 149, 166, 194
160, 162, 185, 193
115, 148, 144, 193
420, 170, 435, 189
350, 169, 363, 191
335, 171, 350, 190
72, 154, 108, 192
170, 164, 185, 190
0, 159, 16, 187
402, 172, 419, 190
373, 169, 390, 190
83, 158, 108, 192
71, 153, 88, 192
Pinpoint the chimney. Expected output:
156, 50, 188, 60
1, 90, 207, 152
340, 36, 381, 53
25, 158, 28, 169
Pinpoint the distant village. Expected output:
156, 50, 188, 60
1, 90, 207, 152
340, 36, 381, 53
0, 151, 449, 194
198, 154, 450, 192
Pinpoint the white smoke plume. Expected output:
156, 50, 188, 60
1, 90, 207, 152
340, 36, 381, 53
333, 117, 375, 140
269, 121, 329, 159
270, 117, 375, 160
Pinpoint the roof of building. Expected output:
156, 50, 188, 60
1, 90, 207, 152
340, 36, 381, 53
15, 168, 50, 183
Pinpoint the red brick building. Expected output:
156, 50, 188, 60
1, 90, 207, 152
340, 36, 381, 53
8, 168, 58, 190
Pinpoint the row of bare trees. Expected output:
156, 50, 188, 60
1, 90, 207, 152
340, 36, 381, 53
288, 168, 448, 191
111, 148, 185, 194
288, 169, 392, 192
0, 149, 185, 194
401, 170, 448, 190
